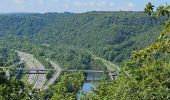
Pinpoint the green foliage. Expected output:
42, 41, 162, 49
0, 11, 163, 70
145, 2, 170, 17
90, 81, 115, 100
33, 12, 162, 64
90, 3, 170, 100
0, 48, 18, 67
51, 72, 85, 100
0, 11, 167, 99
144, 2, 154, 16
49, 46, 92, 70
46, 71, 54, 80
0, 72, 42, 100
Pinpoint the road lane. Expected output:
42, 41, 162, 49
32, 58, 46, 89
17, 51, 37, 85
43, 60, 61, 90
17, 51, 46, 89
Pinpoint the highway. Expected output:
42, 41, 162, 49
32, 58, 46, 89
17, 51, 37, 85
17, 51, 46, 89
43, 60, 61, 90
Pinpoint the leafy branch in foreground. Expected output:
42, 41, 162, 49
51, 72, 85, 100
87, 3, 170, 100
0, 72, 42, 100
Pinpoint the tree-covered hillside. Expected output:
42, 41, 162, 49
85, 3, 170, 99
0, 11, 164, 69
33, 11, 164, 63
0, 48, 18, 67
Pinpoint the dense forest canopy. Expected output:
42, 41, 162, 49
0, 11, 164, 70
84, 3, 170, 100
0, 48, 18, 67
0, 2, 169, 100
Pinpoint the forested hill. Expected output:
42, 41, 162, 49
0, 11, 164, 69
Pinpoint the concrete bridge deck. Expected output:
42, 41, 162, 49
16, 68, 108, 73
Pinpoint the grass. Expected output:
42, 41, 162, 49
92, 54, 119, 72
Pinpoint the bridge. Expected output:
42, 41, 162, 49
15, 68, 108, 73
16, 68, 117, 80
1, 67, 117, 80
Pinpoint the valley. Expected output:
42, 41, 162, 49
0, 5, 169, 99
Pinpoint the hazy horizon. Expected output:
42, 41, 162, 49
0, 11, 150, 14
0, 0, 170, 13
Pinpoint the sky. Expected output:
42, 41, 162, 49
0, 0, 170, 13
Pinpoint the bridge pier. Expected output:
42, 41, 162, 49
92, 72, 95, 83
5, 70, 10, 79
109, 72, 117, 81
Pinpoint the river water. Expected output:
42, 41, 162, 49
77, 72, 106, 99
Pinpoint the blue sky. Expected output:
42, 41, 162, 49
0, 0, 170, 13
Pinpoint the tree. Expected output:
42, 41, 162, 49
51, 72, 85, 100
89, 3, 170, 100
0, 72, 42, 100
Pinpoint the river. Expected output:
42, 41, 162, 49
77, 72, 107, 100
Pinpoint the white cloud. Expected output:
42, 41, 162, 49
13, 0, 28, 4
64, 3, 70, 9
74, 1, 113, 8
127, 2, 134, 10
128, 3, 134, 8
14, 0, 45, 5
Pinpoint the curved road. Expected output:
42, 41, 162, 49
43, 60, 61, 90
